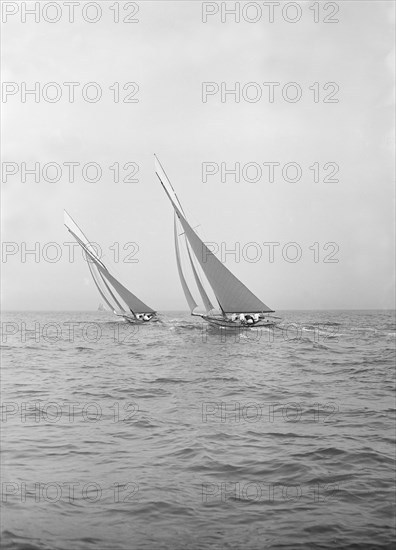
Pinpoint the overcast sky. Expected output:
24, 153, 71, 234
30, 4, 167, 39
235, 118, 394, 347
2, 0, 395, 311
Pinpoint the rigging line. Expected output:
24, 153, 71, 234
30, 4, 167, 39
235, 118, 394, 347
178, 225, 201, 236
64, 210, 102, 262
66, 227, 107, 271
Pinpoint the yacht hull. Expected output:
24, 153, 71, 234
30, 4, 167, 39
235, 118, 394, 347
200, 315, 278, 329
120, 315, 159, 324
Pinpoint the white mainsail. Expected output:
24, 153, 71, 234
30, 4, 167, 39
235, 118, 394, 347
155, 156, 274, 315
64, 210, 155, 316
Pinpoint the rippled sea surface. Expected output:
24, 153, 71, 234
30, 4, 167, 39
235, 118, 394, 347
1, 310, 395, 550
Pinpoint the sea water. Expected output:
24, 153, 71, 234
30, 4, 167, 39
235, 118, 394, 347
1, 310, 395, 549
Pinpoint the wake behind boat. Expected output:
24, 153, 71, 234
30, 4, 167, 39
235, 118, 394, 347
64, 211, 158, 324
154, 156, 280, 329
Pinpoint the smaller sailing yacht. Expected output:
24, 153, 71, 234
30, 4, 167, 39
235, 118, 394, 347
64, 210, 157, 324
155, 156, 279, 329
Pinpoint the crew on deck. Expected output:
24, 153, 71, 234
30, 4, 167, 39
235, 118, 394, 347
228, 313, 263, 325
135, 313, 153, 322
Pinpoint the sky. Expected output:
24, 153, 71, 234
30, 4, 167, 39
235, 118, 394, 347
1, 0, 395, 311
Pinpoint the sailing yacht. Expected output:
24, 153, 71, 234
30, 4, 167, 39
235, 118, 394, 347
155, 156, 278, 329
64, 210, 157, 324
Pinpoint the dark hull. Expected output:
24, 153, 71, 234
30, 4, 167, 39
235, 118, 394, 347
120, 314, 159, 325
200, 315, 278, 329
